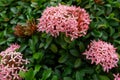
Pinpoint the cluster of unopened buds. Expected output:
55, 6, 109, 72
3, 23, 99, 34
0, 44, 29, 80
14, 19, 37, 37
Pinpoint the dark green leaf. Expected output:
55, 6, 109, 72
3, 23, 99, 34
99, 75, 110, 80
70, 49, 79, 57
74, 59, 82, 68
58, 54, 68, 63
50, 44, 58, 53
63, 77, 73, 80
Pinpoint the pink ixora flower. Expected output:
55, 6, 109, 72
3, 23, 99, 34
0, 44, 29, 80
113, 73, 120, 80
83, 40, 119, 72
37, 4, 90, 40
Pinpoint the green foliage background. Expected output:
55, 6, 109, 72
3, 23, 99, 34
0, 0, 120, 80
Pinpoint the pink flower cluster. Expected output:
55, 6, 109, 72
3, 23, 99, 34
113, 73, 120, 80
37, 4, 90, 40
83, 40, 119, 72
0, 44, 29, 80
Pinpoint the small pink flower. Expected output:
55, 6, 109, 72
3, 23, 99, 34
83, 40, 119, 72
37, 4, 90, 40
113, 73, 120, 80
0, 44, 29, 80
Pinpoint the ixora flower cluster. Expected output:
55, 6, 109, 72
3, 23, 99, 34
83, 40, 119, 72
37, 4, 90, 40
0, 44, 29, 80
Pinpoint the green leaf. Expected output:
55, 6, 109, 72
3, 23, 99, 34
108, 13, 115, 19
0, 11, 7, 18
101, 31, 108, 40
10, 7, 18, 14
19, 44, 27, 52
39, 43, 44, 48
7, 36, 15, 42
32, 35, 39, 45
114, 40, 120, 45
76, 71, 83, 80
41, 68, 52, 80
96, 10, 104, 16
76, 68, 94, 80
50, 44, 58, 53
44, 36, 53, 49
34, 65, 41, 76
61, 42, 68, 49
76, 0, 81, 3
63, 67, 72, 76
74, 59, 82, 68
58, 54, 68, 63
29, 39, 35, 53
112, 33, 120, 39
99, 75, 110, 80
98, 24, 108, 29
78, 41, 85, 52
25, 68, 34, 80
31, 2, 38, 8
105, 4, 112, 15
70, 49, 79, 57
109, 27, 115, 36
109, 20, 119, 26
63, 77, 73, 80
68, 41, 76, 49
33, 52, 44, 60
10, 19, 18, 24
91, 30, 103, 38
64, 36, 71, 43
19, 70, 26, 78
51, 75, 58, 80
0, 39, 6, 45
93, 74, 99, 80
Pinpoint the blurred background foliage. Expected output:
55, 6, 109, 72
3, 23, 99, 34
0, 0, 120, 80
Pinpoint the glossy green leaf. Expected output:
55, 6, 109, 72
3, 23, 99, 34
91, 30, 103, 38
41, 68, 52, 80
34, 65, 41, 76
25, 68, 34, 80
33, 52, 44, 60
51, 75, 58, 80
44, 36, 53, 49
